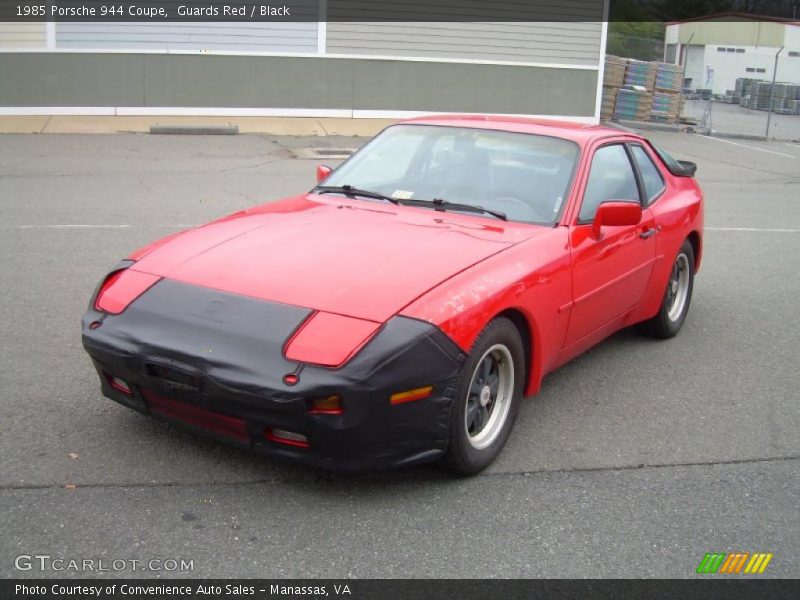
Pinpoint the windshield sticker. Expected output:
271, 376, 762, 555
392, 190, 415, 200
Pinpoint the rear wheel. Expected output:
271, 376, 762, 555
442, 318, 525, 475
639, 239, 695, 339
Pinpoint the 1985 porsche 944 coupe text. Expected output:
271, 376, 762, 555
82, 116, 703, 474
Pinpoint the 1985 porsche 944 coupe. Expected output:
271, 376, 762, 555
82, 116, 703, 474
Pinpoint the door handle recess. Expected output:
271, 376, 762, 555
639, 227, 658, 239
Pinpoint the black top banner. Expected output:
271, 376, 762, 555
1, 0, 799, 22
4, 579, 800, 600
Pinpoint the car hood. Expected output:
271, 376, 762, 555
131, 194, 543, 322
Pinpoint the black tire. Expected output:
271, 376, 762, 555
441, 317, 525, 475
638, 239, 695, 339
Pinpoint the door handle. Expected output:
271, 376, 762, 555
639, 226, 659, 239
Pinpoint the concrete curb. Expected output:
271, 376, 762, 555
150, 124, 239, 135
0, 115, 396, 137
615, 119, 685, 133
706, 130, 768, 141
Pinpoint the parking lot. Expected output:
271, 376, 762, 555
683, 99, 800, 141
1, 128, 798, 578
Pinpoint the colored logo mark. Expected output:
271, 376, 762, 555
696, 552, 773, 574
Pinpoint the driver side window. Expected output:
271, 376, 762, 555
579, 144, 640, 222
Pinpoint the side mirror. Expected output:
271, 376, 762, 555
316, 164, 333, 183
592, 201, 642, 239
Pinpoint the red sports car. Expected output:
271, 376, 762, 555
82, 116, 703, 474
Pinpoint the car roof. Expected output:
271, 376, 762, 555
399, 114, 639, 146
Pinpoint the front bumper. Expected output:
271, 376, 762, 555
82, 279, 466, 471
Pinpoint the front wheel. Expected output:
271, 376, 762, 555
442, 318, 525, 475
639, 239, 695, 339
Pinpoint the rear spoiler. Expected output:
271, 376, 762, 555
649, 142, 697, 178
672, 160, 697, 178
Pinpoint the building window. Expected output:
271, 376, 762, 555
789, 51, 800, 57
746, 67, 755, 72
756, 68, 766, 73
727, 47, 736, 52
736, 48, 745, 53
717, 47, 726, 52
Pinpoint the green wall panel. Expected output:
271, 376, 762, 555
0, 53, 597, 117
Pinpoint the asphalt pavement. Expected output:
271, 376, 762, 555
682, 99, 800, 141
1, 130, 798, 578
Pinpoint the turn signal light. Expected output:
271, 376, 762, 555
309, 395, 343, 415
390, 385, 434, 405
266, 428, 310, 448
106, 374, 132, 395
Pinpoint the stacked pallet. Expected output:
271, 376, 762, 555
613, 86, 654, 121
650, 91, 682, 122
738, 81, 800, 113
603, 55, 627, 88
785, 100, 800, 115
747, 81, 776, 110
601, 55, 628, 122
773, 83, 800, 101
624, 59, 658, 89
654, 62, 682, 93
601, 86, 618, 121
721, 90, 740, 104
600, 55, 684, 124
735, 77, 762, 95
773, 84, 800, 114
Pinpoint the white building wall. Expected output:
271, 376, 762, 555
683, 45, 706, 89
783, 24, 800, 47
699, 44, 800, 93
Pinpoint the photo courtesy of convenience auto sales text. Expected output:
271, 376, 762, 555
15, 583, 352, 596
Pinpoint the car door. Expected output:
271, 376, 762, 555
563, 142, 658, 348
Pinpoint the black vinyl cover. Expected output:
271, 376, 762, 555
82, 278, 466, 470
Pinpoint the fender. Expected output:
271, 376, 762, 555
401, 227, 573, 396
627, 174, 704, 325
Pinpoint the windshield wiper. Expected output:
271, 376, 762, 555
416, 197, 507, 221
314, 184, 401, 205
313, 186, 506, 220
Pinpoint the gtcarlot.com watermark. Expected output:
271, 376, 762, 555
14, 554, 194, 573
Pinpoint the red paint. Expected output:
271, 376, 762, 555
143, 390, 250, 444
284, 312, 381, 367
117, 117, 702, 394
399, 123, 703, 397
591, 201, 642, 239
95, 269, 161, 314
132, 196, 528, 322
564, 207, 656, 347
316, 164, 333, 183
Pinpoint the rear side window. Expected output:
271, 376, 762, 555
579, 144, 639, 222
630, 145, 665, 203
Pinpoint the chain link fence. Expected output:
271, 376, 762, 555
606, 32, 665, 63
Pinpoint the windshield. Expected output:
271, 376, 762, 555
320, 124, 580, 225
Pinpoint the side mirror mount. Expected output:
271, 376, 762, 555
592, 201, 642, 239
316, 164, 333, 183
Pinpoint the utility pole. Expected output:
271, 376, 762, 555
680, 33, 694, 128
765, 46, 784, 140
